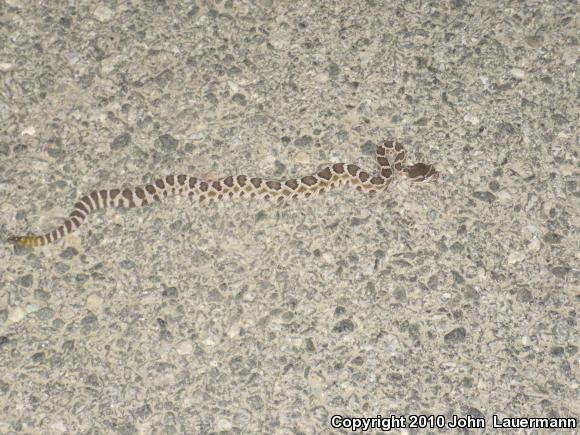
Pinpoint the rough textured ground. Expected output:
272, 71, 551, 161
1, 1, 578, 434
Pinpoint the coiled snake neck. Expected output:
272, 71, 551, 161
8, 140, 438, 248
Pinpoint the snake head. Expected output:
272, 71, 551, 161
402, 163, 439, 183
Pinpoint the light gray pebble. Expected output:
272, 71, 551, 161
333, 319, 355, 333
110, 133, 131, 150
444, 327, 467, 344
472, 191, 497, 203
156, 134, 178, 151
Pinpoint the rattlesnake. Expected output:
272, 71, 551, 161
8, 140, 438, 247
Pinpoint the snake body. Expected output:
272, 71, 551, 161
8, 140, 438, 247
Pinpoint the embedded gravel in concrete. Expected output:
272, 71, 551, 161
1, 2, 578, 433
